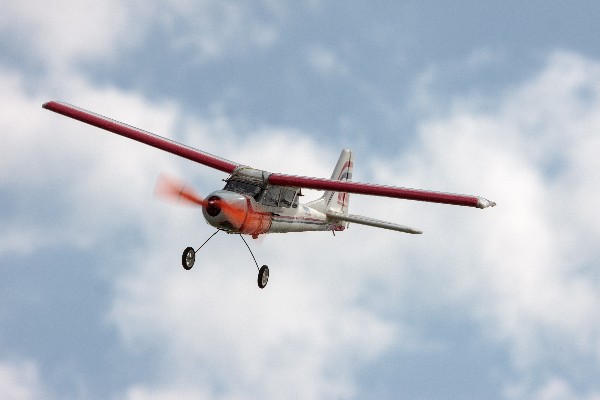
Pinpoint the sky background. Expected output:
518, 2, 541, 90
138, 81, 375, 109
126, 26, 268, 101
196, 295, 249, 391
2, 1, 600, 399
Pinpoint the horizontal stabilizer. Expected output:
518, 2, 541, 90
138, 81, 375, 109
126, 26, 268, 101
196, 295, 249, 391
326, 211, 422, 234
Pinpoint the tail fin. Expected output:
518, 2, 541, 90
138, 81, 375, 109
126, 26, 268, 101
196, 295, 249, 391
307, 149, 353, 215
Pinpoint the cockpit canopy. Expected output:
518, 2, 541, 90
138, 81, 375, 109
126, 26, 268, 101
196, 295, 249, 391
223, 179, 262, 200
222, 179, 299, 208
223, 166, 300, 208
261, 185, 298, 208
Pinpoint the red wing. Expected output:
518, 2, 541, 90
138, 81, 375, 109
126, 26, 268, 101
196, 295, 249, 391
44, 101, 495, 209
268, 173, 496, 209
43, 101, 239, 174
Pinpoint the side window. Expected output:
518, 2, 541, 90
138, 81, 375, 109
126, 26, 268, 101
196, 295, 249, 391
280, 188, 297, 208
262, 186, 281, 207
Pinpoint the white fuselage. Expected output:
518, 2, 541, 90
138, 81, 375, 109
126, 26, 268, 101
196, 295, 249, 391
201, 187, 343, 236
200, 166, 345, 236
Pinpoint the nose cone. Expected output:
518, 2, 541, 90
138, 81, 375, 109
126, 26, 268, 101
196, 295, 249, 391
202, 190, 248, 232
205, 196, 221, 217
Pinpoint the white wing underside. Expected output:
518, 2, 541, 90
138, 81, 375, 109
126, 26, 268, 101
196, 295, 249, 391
326, 211, 422, 234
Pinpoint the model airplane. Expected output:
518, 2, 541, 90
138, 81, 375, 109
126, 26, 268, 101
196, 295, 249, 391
43, 101, 495, 289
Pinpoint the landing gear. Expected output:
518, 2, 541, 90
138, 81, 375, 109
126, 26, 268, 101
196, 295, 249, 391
182, 247, 195, 270
181, 230, 270, 289
182, 231, 220, 271
258, 265, 269, 289
239, 235, 269, 289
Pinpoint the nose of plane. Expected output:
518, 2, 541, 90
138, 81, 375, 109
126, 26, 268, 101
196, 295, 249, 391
205, 195, 221, 217
202, 190, 248, 232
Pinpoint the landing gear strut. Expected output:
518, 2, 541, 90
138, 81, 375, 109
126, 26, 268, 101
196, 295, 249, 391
239, 234, 269, 289
181, 230, 220, 271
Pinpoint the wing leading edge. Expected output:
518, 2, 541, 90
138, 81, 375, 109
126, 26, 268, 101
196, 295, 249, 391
42, 101, 239, 174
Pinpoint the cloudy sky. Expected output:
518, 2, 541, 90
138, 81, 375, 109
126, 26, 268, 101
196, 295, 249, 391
2, 1, 600, 399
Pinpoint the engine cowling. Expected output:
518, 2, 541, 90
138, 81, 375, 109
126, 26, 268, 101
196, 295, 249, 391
202, 190, 271, 235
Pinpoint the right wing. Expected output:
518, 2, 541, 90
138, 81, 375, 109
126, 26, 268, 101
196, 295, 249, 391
42, 101, 240, 174
270, 173, 496, 209
326, 211, 422, 234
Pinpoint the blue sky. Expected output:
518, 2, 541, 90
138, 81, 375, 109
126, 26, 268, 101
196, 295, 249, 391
2, 1, 600, 399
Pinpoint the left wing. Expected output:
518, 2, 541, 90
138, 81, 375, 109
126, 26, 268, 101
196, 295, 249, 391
42, 101, 239, 174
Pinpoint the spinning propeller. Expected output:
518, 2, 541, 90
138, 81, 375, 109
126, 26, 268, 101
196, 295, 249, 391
155, 174, 206, 206
155, 174, 247, 227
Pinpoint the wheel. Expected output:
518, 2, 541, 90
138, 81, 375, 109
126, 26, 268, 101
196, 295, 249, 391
182, 247, 195, 270
258, 265, 269, 289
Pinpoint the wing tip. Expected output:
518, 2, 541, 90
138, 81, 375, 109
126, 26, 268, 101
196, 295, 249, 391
476, 197, 496, 209
42, 100, 63, 111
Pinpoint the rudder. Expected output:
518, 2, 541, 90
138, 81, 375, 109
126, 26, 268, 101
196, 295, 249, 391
307, 149, 353, 215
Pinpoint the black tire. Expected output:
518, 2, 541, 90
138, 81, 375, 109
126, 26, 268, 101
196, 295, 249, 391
182, 247, 195, 270
258, 265, 269, 289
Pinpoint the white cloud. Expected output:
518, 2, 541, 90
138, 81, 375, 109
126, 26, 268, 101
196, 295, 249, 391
0, 0, 145, 69
306, 45, 350, 77
0, 0, 280, 72
0, 68, 186, 255
157, 1, 280, 61
124, 385, 212, 400
0, 361, 45, 400
464, 47, 506, 70
388, 51, 600, 377
505, 377, 600, 400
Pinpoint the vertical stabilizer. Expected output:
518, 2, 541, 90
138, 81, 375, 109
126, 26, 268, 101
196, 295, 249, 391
306, 149, 353, 215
